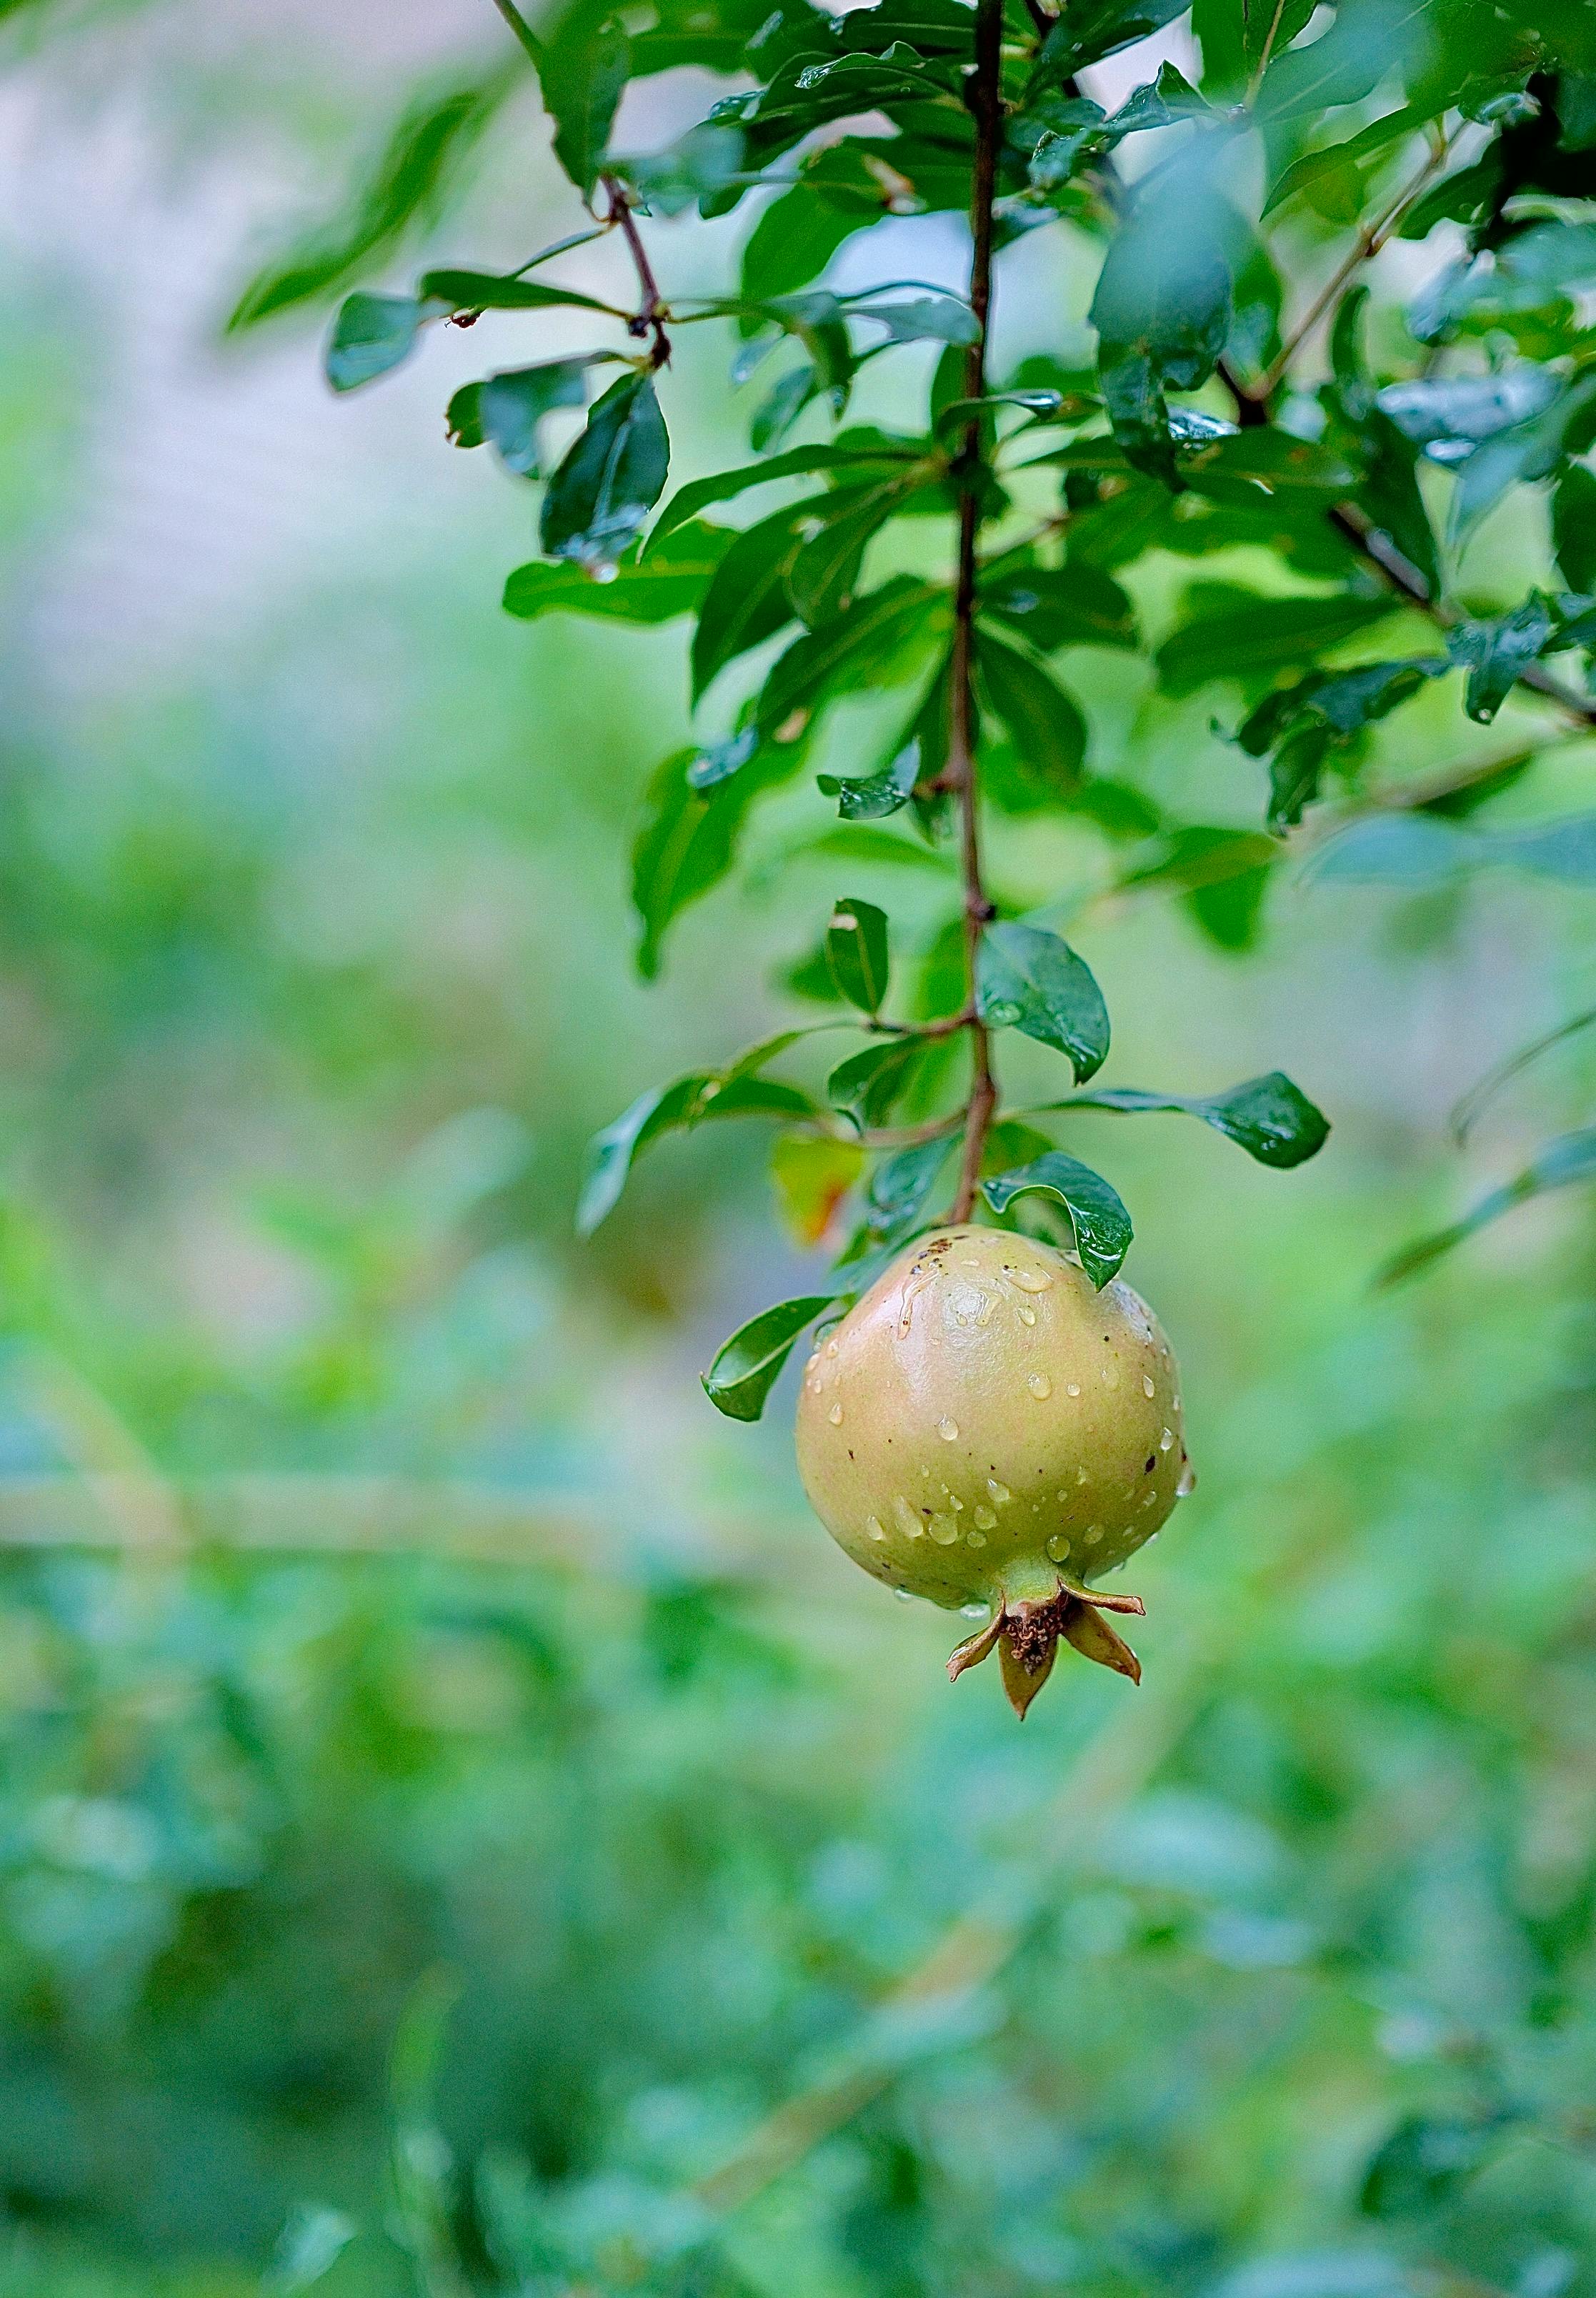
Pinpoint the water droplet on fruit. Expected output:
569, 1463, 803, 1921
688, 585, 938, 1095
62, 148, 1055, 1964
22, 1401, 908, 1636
1017, 1303, 1037, 1325
1102, 1364, 1120, 1390
828, 1403, 844, 1425
987, 1478, 1011, 1506
959, 1601, 988, 1618
1065, 1381, 1081, 1397
1027, 1373, 1052, 1400
966, 1529, 987, 1548
1076, 1466, 1089, 1485
806, 1378, 822, 1395
1177, 1463, 1197, 1498
894, 1588, 914, 1601
1142, 1373, 1156, 1398
826, 1338, 840, 1358
1045, 1534, 1071, 1562
928, 1513, 959, 1545
1084, 1523, 1104, 1543
1142, 1491, 1157, 1508
893, 1495, 923, 1539
972, 1504, 997, 1529
805, 1353, 820, 1374
1159, 1426, 1174, 1451
1014, 1266, 1053, 1292
865, 1515, 886, 1542
937, 1416, 959, 1441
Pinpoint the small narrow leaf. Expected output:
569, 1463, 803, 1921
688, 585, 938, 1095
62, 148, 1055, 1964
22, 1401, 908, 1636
577, 1074, 709, 1235
416, 267, 617, 314
504, 521, 732, 623
977, 923, 1109, 1083
825, 898, 890, 1013
541, 372, 670, 573
702, 1295, 837, 1421
982, 1152, 1132, 1289
466, 359, 593, 476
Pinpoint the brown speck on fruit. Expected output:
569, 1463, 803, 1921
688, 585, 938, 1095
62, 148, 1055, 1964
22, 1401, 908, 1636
1145, 1456, 1156, 1472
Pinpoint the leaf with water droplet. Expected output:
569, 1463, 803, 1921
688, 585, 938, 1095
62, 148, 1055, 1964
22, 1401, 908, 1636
825, 897, 891, 1013
976, 923, 1109, 1082
1039, 1070, 1329, 1169
982, 1153, 1132, 1288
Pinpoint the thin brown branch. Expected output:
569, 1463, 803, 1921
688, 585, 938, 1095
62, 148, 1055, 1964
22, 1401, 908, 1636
602, 175, 672, 366
947, 0, 1004, 1225
1245, 141, 1450, 404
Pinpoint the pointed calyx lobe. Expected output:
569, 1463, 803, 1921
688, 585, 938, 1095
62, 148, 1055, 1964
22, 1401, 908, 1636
947, 1583, 1144, 1718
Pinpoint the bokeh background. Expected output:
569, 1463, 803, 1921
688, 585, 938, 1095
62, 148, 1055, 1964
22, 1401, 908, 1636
0, 3, 1592, 2294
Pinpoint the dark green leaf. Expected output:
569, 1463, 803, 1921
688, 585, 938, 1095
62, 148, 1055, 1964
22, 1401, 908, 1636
1446, 592, 1559, 722
632, 741, 798, 977
611, 122, 745, 213
227, 70, 513, 331
861, 1133, 956, 1249
817, 741, 923, 821
1055, 1073, 1330, 1168
455, 359, 594, 476
1157, 590, 1401, 697
1262, 105, 1419, 217
504, 521, 732, 622
702, 1295, 837, 1421
540, 9, 630, 192
757, 578, 947, 731
690, 504, 810, 700
827, 1037, 924, 1128
787, 482, 917, 627
1102, 62, 1212, 136
981, 1152, 1132, 1288
1089, 157, 1233, 485
980, 564, 1136, 651
324, 293, 424, 393
825, 897, 891, 1013
651, 442, 918, 542
1448, 372, 1596, 537
1033, 0, 1187, 86
415, 267, 619, 315
577, 1073, 707, 1234
1268, 726, 1335, 832
1360, 2114, 1512, 2217
1554, 463, 1596, 592
541, 372, 670, 573
976, 922, 1109, 1083
976, 635, 1086, 793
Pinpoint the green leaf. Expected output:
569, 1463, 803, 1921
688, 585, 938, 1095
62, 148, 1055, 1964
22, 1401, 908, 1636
702, 1294, 837, 1420
976, 922, 1109, 1083
827, 1037, 924, 1129
1446, 592, 1559, 722
787, 482, 917, 626
981, 1153, 1132, 1289
577, 1073, 707, 1233
690, 504, 810, 700
226, 69, 514, 331
1447, 371, 1596, 538
825, 897, 891, 1013
541, 372, 670, 573
504, 520, 732, 621
1360, 2114, 1512, 2219
1054, 1073, 1330, 1168
632, 742, 795, 977
1157, 589, 1401, 697
577, 1060, 814, 1233
757, 577, 947, 731
651, 442, 913, 543
1452, 1005, 1596, 1146
1102, 61, 1212, 136
1377, 1128, 1596, 1287
859, 1133, 956, 1250
611, 122, 745, 214
416, 268, 617, 315
979, 564, 1137, 651
540, 9, 630, 192
1089, 159, 1233, 485
976, 635, 1086, 795
1033, 0, 1187, 85
1554, 463, 1596, 593
1262, 105, 1418, 217
324, 293, 425, 392
452, 359, 594, 476
817, 740, 923, 822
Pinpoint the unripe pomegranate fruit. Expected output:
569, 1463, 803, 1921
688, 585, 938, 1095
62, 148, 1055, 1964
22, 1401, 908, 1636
795, 1225, 1190, 1716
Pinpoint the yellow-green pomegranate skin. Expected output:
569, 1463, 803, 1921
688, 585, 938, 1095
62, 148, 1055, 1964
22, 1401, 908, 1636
795, 1225, 1187, 1611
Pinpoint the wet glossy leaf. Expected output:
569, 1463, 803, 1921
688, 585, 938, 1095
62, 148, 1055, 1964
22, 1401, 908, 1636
690, 504, 811, 700
982, 1152, 1132, 1288
1446, 591, 1559, 722
702, 1294, 837, 1420
504, 521, 732, 621
825, 897, 890, 1013
977, 923, 1109, 1083
1033, 0, 1188, 86
1089, 158, 1233, 484
416, 267, 617, 315
757, 577, 947, 730
651, 442, 913, 543
1554, 462, 1596, 592
541, 372, 670, 573
1057, 1073, 1330, 1168
612, 122, 744, 214
980, 564, 1137, 651
632, 741, 799, 978
817, 740, 922, 821
861, 1133, 956, 1249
